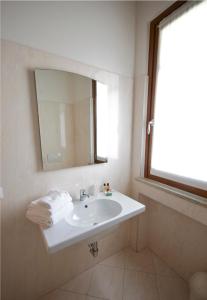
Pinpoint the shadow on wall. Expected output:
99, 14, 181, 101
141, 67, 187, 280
27, 69, 42, 172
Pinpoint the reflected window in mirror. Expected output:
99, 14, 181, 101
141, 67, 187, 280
93, 81, 108, 164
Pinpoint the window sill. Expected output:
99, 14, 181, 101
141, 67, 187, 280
135, 177, 207, 207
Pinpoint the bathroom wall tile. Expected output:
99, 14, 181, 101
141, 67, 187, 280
131, 193, 207, 282
123, 270, 159, 300
147, 199, 207, 280
88, 264, 124, 300
40, 289, 86, 300
125, 248, 155, 274
134, 179, 207, 227
129, 216, 139, 251
157, 275, 189, 300
96, 221, 130, 263
136, 195, 149, 252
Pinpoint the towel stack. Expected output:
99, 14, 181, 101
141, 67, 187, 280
26, 190, 73, 228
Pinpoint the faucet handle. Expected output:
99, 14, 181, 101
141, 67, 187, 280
80, 189, 89, 201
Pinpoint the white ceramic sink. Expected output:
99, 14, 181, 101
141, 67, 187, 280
66, 199, 122, 227
41, 191, 145, 253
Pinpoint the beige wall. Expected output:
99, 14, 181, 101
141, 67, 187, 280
1, 1, 136, 77
131, 0, 207, 282
1, 2, 136, 299
1, 40, 133, 300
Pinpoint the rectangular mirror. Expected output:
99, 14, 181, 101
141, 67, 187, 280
35, 69, 108, 170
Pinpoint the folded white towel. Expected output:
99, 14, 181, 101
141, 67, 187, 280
29, 191, 72, 212
26, 202, 73, 228
26, 190, 73, 228
26, 213, 52, 228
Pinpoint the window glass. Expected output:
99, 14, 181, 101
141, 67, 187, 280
150, 1, 207, 189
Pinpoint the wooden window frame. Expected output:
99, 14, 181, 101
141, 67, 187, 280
144, 1, 207, 198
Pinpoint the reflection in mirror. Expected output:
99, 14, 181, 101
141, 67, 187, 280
35, 69, 108, 171
96, 82, 109, 161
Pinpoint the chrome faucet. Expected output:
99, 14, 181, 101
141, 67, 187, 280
80, 189, 89, 201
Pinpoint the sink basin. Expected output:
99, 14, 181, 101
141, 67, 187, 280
41, 191, 146, 253
65, 199, 122, 227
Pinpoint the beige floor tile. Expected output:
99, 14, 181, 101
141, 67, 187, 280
125, 248, 155, 274
157, 275, 189, 300
86, 297, 106, 300
60, 268, 94, 294
152, 255, 178, 278
40, 289, 86, 300
99, 249, 126, 268
123, 270, 159, 300
88, 264, 124, 300
40, 248, 189, 300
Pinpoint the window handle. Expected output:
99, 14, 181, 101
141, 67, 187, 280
147, 119, 154, 135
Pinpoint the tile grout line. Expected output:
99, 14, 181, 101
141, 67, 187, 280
57, 288, 108, 300
86, 264, 101, 299
121, 248, 128, 300
59, 288, 85, 295
155, 274, 162, 300
88, 256, 127, 300
121, 267, 126, 300
150, 248, 189, 281
99, 263, 125, 270
59, 265, 95, 297
122, 250, 128, 300
45, 248, 168, 300
56, 248, 172, 299
98, 251, 158, 276
152, 255, 161, 300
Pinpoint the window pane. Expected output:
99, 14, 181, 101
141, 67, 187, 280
151, 1, 207, 189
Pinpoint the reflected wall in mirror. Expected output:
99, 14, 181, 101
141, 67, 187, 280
35, 69, 108, 171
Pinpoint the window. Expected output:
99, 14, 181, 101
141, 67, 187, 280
145, 1, 207, 197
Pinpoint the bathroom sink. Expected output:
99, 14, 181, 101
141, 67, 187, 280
41, 191, 145, 253
65, 199, 122, 227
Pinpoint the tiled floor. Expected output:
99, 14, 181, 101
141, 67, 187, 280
40, 248, 189, 300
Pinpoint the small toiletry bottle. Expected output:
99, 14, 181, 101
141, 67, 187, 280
105, 183, 112, 196
103, 183, 107, 193
106, 183, 110, 192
